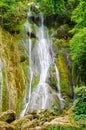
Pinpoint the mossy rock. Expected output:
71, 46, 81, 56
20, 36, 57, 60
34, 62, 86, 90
0, 110, 16, 123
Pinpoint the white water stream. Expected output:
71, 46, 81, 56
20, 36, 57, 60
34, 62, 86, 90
20, 4, 64, 117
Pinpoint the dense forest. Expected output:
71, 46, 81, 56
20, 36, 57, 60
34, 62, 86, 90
0, 0, 86, 130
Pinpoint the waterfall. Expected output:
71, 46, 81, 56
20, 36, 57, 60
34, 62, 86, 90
35, 13, 52, 109
36, 13, 51, 84
20, 4, 64, 117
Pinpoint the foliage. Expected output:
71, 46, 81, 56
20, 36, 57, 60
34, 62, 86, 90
0, 0, 28, 32
0, 0, 79, 31
72, 86, 86, 122
71, 0, 86, 29
70, 28, 86, 85
73, 86, 86, 115
38, 0, 77, 16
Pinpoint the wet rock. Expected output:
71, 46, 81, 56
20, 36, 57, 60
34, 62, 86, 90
0, 110, 16, 123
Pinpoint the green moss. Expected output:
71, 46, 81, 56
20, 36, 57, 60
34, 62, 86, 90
56, 54, 70, 97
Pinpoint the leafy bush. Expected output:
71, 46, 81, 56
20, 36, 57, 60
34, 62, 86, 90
71, 0, 86, 29
73, 86, 86, 116
0, 0, 28, 32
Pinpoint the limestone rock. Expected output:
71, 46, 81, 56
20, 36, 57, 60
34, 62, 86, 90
0, 121, 15, 130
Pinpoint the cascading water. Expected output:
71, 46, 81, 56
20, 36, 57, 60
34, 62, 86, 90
54, 64, 65, 109
36, 14, 51, 84
35, 13, 52, 109
20, 3, 65, 117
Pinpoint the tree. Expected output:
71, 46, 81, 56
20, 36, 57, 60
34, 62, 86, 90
71, 0, 86, 29
70, 28, 86, 85
35, 0, 78, 17
0, 0, 28, 32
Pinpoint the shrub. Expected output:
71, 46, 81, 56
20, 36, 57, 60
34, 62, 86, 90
73, 86, 86, 120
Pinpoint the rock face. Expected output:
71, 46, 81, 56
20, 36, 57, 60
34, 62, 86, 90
0, 110, 16, 123
0, 28, 26, 116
